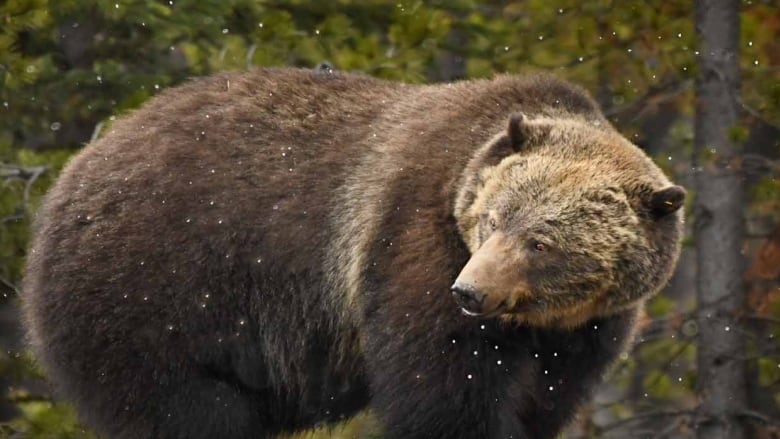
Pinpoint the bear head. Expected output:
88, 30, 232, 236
452, 114, 685, 329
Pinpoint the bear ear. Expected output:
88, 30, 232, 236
474, 114, 532, 168
648, 185, 686, 217
507, 113, 532, 152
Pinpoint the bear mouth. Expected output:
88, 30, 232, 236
460, 301, 508, 318
459, 297, 549, 319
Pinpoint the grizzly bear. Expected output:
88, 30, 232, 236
22, 67, 684, 439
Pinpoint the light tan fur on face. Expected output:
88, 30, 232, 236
501, 298, 602, 330
453, 116, 682, 329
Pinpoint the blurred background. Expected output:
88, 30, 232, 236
0, 0, 778, 438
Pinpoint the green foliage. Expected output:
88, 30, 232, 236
751, 176, 780, 219
646, 293, 677, 318
758, 357, 780, 387
4, 402, 95, 439
728, 125, 751, 144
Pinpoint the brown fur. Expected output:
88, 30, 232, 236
22, 68, 684, 439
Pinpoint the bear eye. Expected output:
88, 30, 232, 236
531, 241, 547, 252
489, 218, 497, 231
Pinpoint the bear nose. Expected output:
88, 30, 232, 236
451, 283, 485, 315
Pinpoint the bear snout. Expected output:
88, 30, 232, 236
451, 282, 486, 315
453, 232, 529, 317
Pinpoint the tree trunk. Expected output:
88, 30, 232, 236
431, 22, 467, 82
694, 1, 747, 439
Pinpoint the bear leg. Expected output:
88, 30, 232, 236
146, 376, 270, 439
67, 368, 271, 439
361, 312, 526, 439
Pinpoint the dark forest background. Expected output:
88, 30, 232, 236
1, 0, 779, 438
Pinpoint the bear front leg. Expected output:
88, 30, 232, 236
362, 305, 637, 439
362, 306, 537, 439
518, 311, 639, 438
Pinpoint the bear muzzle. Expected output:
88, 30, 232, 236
452, 232, 529, 318
450, 282, 506, 317
450, 280, 515, 317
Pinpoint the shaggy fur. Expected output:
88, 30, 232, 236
22, 68, 684, 439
